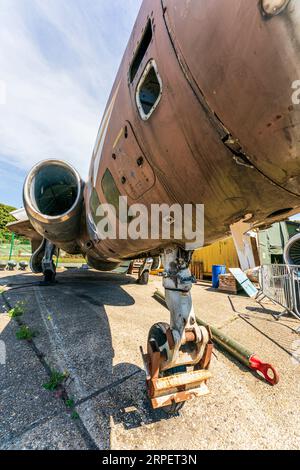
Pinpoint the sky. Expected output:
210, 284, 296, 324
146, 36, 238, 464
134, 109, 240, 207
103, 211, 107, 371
0, 0, 142, 208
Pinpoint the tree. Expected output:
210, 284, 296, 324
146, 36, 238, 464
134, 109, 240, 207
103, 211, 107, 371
0, 203, 16, 241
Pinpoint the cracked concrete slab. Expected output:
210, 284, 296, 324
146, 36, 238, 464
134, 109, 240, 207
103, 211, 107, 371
0, 310, 66, 442
1, 413, 89, 450
0, 269, 300, 450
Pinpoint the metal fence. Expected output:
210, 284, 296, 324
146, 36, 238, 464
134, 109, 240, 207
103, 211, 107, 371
0, 241, 31, 260
260, 264, 300, 320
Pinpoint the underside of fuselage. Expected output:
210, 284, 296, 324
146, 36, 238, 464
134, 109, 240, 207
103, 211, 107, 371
82, 0, 300, 264
6, 0, 300, 415
8, 0, 300, 268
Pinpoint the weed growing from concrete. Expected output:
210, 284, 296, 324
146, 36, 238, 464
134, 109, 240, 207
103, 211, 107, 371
16, 325, 36, 341
43, 369, 67, 391
8, 301, 26, 318
65, 398, 75, 409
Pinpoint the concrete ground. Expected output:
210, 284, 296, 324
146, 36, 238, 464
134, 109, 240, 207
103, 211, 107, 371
0, 268, 299, 450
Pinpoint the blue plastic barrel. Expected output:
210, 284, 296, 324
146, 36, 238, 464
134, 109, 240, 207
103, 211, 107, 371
212, 265, 226, 289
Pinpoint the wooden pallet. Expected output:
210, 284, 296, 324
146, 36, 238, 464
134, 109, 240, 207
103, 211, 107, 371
191, 261, 204, 281
218, 273, 241, 294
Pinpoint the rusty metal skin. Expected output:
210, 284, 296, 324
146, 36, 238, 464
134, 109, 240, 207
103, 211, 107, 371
15, 0, 300, 266
162, 0, 300, 196
82, 0, 300, 263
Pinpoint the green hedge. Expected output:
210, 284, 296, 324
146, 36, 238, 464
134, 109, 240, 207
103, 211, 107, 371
0, 203, 16, 241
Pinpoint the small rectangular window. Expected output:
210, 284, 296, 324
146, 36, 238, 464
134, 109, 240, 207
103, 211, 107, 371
130, 19, 152, 83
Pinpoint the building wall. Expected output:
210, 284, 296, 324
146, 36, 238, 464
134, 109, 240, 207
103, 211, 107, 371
192, 221, 300, 276
258, 221, 300, 265
193, 237, 240, 275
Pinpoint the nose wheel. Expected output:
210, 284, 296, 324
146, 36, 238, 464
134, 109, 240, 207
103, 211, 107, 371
141, 246, 213, 413
30, 238, 58, 284
141, 320, 213, 414
145, 322, 186, 414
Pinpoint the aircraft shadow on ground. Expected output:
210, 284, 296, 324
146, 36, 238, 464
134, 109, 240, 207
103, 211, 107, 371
0, 270, 175, 450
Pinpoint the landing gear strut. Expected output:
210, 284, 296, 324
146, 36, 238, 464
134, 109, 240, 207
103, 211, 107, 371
30, 238, 58, 283
137, 258, 153, 285
41, 240, 57, 283
141, 246, 213, 413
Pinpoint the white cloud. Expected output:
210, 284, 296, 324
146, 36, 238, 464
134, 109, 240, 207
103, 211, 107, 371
0, 0, 142, 180
0, 80, 7, 105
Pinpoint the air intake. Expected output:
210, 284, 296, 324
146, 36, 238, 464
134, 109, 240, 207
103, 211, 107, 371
23, 159, 84, 244
284, 233, 300, 266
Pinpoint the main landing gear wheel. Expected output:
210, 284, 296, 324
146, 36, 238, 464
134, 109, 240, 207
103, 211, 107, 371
137, 270, 149, 285
137, 258, 153, 285
43, 268, 56, 284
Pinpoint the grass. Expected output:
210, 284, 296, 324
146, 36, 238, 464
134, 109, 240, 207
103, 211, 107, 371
65, 398, 75, 409
8, 301, 26, 318
64, 397, 79, 420
43, 369, 68, 391
58, 257, 85, 264
16, 325, 36, 341
71, 411, 79, 420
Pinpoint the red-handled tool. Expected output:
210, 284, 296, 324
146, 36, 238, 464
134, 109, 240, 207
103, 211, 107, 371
249, 355, 279, 385
153, 290, 280, 386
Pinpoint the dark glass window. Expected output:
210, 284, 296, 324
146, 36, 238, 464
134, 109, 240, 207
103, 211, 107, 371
100, 169, 133, 224
138, 65, 161, 116
130, 19, 152, 83
90, 188, 102, 226
101, 169, 120, 213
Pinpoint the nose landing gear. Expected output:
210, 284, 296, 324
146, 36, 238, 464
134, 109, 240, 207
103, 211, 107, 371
141, 246, 213, 413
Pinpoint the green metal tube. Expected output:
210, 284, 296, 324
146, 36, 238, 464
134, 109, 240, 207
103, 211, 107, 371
196, 318, 252, 366
153, 289, 279, 385
153, 289, 252, 366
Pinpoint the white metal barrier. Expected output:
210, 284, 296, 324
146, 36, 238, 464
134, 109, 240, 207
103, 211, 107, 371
260, 265, 300, 320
